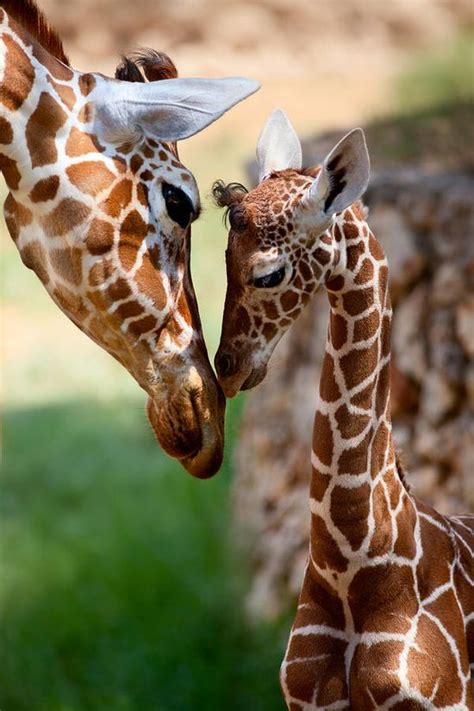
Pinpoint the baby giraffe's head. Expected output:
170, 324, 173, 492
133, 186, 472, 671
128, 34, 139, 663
213, 109, 369, 397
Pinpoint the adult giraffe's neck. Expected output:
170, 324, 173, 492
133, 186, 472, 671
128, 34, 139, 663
308, 211, 413, 580
0, 10, 78, 193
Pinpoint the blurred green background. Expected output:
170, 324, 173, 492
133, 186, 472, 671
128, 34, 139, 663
1, 0, 473, 708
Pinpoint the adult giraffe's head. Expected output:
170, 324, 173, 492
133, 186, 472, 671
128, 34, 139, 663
0, 0, 259, 477
214, 109, 369, 398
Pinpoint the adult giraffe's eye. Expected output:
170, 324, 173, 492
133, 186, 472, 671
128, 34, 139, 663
253, 266, 286, 289
162, 183, 194, 228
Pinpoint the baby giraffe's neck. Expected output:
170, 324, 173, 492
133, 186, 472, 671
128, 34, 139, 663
309, 205, 416, 594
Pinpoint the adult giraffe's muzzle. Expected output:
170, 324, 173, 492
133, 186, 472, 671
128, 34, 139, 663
146, 368, 225, 478
145, 274, 226, 479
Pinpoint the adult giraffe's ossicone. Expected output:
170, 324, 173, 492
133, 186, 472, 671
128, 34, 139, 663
214, 109, 473, 708
0, 0, 259, 478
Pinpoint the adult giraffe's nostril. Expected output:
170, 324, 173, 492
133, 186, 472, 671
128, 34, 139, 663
215, 351, 236, 379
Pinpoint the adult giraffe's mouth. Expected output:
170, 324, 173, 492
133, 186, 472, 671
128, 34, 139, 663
179, 383, 226, 478
146, 373, 225, 478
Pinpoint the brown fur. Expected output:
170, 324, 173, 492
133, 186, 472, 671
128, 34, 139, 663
115, 49, 178, 83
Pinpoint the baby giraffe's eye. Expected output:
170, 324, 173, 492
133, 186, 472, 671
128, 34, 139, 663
253, 266, 286, 289
162, 182, 194, 228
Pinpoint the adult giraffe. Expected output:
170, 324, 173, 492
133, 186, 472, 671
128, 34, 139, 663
213, 109, 474, 708
0, 0, 259, 478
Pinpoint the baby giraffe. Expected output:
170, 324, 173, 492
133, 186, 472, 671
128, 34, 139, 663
213, 110, 473, 709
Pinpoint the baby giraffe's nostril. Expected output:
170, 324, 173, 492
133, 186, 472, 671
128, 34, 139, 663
215, 352, 235, 379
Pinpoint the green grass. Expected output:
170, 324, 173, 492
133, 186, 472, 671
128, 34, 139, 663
397, 32, 474, 112
1, 397, 289, 711
0, 132, 292, 709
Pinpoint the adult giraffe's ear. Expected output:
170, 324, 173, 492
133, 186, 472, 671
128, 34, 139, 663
302, 128, 370, 218
93, 76, 260, 145
256, 108, 302, 182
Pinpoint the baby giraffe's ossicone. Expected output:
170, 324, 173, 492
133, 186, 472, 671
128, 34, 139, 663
213, 109, 369, 398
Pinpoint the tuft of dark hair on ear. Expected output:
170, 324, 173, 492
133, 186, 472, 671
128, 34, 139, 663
130, 48, 178, 81
115, 56, 145, 82
211, 180, 248, 209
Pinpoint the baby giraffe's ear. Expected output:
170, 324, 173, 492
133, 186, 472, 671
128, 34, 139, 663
256, 109, 302, 182
303, 128, 369, 218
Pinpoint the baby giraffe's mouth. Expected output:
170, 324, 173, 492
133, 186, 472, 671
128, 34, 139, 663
217, 363, 267, 399
241, 365, 267, 391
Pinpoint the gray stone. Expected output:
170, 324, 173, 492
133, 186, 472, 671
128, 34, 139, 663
456, 297, 474, 357
419, 368, 457, 425
432, 264, 467, 307
370, 205, 425, 303
392, 284, 427, 383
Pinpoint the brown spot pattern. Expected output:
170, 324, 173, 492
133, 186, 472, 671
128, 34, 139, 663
107, 278, 131, 301
350, 642, 403, 706
26, 92, 67, 167
330, 313, 347, 349
342, 287, 374, 317
78, 74, 96, 96
66, 127, 102, 157
319, 354, 341, 402
67, 162, 116, 196
20, 241, 49, 283
0, 117, 13, 144
47, 77, 76, 110
4, 194, 32, 241
353, 311, 380, 342
313, 412, 333, 467
85, 219, 114, 255
0, 153, 21, 189
340, 340, 378, 390
29, 175, 60, 203
135, 257, 167, 311
50, 247, 83, 285
338, 430, 371, 475
369, 482, 392, 555
310, 468, 330, 501
101, 179, 133, 217
1, 34, 35, 111
311, 515, 348, 572
42, 198, 89, 237
349, 563, 417, 633
88, 259, 113, 287
408, 614, 463, 705
128, 314, 157, 336
335, 404, 369, 439
330, 483, 370, 550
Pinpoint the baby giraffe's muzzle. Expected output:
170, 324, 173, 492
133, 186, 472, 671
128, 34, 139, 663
215, 346, 267, 399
